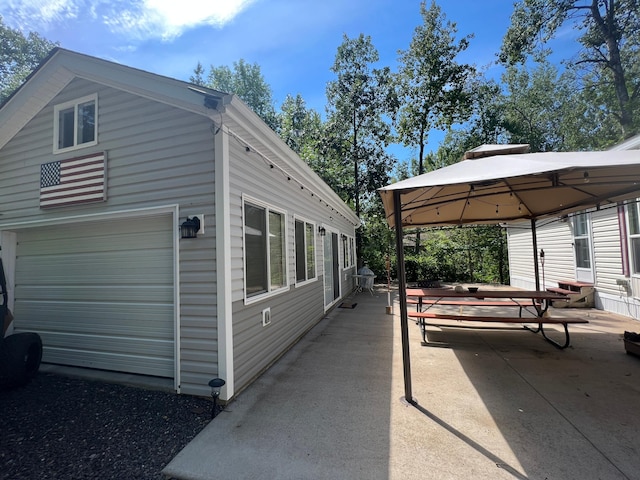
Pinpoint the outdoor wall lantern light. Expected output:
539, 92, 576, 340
318, 226, 326, 237
180, 216, 201, 239
208, 377, 226, 419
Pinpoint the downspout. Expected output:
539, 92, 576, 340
393, 190, 414, 404
215, 123, 234, 401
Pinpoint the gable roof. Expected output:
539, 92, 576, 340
0, 47, 231, 151
0, 48, 359, 226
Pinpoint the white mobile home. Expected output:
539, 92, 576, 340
0, 48, 360, 399
507, 134, 640, 320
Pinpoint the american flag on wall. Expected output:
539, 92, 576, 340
40, 152, 107, 208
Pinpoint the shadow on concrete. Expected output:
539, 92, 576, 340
164, 288, 396, 479
165, 287, 640, 479
409, 400, 529, 480
413, 307, 640, 479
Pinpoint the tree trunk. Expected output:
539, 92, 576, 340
498, 227, 505, 284
353, 110, 364, 267
590, 0, 633, 135
414, 124, 427, 254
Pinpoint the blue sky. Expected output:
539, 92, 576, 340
1, 0, 577, 162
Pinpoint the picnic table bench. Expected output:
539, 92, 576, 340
408, 311, 588, 349
406, 297, 534, 317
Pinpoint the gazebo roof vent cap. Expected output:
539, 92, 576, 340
463, 144, 530, 160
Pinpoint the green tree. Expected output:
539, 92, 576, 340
396, 1, 475, 176
501, 61, 584, 152
194, 59, 280, 132
278, 94, 351, 196
325, 34, 397, 214
325, 33, 398, 265
359, 203, 395, 279
461, 77, 509, 147
189, 61, 206, 86
279, 94, 321, 157
441, 61, 607, 156
499, 0, 640, 139
0, 16, 58, 103
402, 225, 508, 284
396, 1, 475, 253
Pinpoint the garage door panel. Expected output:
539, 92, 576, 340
16, 218, 172, 254
16, 302, 174, 338
16, 285, 173, 303
17, 237, 172, 256
14, 214, 175, 378
16, 251, 173, 285
43, 332, 174, 357
45, 347, 173, 378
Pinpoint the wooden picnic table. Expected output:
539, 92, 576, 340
405, 288, 587, 349
406, 287, 566, 316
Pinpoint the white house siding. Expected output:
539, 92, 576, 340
507, 223, 534, 289
507, 137, 640, 320
508, 208, 640, 319
507, 219, 574, 290
0, 78, 219, 394
226, 130, 356, 396
590, 207, 640, 316
591, 208, 623, 296
605, 138, 640, 318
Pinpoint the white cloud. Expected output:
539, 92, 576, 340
146, 0, 253, 29
2, 0, 256, 41
106, 0, 258, 40
2, 0, 80, 30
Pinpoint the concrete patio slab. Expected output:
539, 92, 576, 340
163, 286, 640, 479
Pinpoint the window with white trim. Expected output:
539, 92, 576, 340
243, 199, 287, 299
350, 237, 355, 267
53, 94, 97, 154
627, 200, 640, 275
342, 234, 355, 269
295, 218, 316, 284
572, 212, 591, 269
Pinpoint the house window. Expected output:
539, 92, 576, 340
627, 201, 640, 275
295, 219, 316, 284
244, 199, 287, 299
351, 237, 356, 266
573, 213, 591, 269
53, 94, 97, 153
342, 234, 355, 268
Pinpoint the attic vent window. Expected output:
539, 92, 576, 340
53, 94, 98, 154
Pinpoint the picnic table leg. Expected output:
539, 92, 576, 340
539, 322, 571, 349
523, 322, 571, 349
419, 319, 450, 347
534, 299, 553, 317
519, 298, 553, 319
420, 318, 428, 345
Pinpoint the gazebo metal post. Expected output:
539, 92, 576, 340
393, 190, 414, 404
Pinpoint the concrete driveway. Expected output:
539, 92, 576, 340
164, 286, 640, 479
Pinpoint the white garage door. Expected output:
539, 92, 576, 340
14, 215, 175, 378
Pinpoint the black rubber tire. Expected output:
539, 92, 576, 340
0, 332, 43, 388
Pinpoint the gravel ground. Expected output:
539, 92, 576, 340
0, 372, 212, 479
